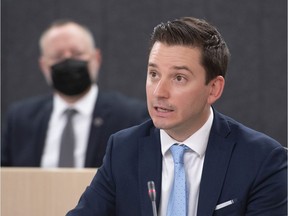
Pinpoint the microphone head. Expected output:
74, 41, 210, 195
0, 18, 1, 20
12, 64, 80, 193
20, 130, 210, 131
147, 181, 156, 201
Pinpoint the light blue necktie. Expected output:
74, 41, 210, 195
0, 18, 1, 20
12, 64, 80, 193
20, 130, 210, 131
167, 144, 189, 216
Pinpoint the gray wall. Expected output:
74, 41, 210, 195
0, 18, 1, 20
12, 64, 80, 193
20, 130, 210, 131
2, 0, 287, 145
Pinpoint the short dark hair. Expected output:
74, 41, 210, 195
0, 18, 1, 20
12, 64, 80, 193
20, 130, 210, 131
150, 17, 230, 84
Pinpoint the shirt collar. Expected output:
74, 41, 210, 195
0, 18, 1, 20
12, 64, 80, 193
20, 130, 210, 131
53, 84, 98, 117
160, 107, 214, 158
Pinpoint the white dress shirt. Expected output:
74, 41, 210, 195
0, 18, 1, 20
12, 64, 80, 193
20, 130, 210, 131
159, 107, 214, 216
41, 85, 98, 168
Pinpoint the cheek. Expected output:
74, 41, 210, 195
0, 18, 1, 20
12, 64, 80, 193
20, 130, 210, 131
42, 70, 53, 85
41, 62, 52, 83
146, 81, 154, 97
88, 61, 99, 81
175, 88, 208, 110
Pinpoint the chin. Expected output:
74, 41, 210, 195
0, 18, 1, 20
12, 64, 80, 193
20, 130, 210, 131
151, 118, 171, 130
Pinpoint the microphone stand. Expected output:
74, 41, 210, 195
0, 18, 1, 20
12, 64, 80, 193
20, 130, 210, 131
147, 181, 158, 216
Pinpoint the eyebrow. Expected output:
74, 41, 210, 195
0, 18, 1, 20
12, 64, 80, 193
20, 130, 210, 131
148, 63, 158, 68
148, 63, 193, 74
172, 65, 193, 73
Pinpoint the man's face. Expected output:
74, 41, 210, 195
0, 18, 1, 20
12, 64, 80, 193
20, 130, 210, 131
40, 24, 100, 83
146, 42, 221, 141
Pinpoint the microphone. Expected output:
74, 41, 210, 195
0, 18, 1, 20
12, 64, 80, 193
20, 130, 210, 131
147, 181, 158, 216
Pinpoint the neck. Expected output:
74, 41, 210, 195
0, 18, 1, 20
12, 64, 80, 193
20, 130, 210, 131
166, 107, 211, 142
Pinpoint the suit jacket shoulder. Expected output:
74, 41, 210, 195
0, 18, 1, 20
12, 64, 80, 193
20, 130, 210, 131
2, 95, 53, 166
67, 119, 162, 216
197, 109, 287, 215
5, 94, 53, 119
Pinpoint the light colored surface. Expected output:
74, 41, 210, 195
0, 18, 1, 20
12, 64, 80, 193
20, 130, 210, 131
1, 167, 97, 216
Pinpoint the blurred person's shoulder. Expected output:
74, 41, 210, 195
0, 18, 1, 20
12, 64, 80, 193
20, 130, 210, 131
6, 94, 53, 116
97, 90, 149, 121
99, 90, 147, 111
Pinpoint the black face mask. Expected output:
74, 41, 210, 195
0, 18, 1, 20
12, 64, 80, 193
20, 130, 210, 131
51, 59, 92, 96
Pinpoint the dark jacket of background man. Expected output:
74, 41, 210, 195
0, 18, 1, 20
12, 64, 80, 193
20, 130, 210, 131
2, 92, 148, 167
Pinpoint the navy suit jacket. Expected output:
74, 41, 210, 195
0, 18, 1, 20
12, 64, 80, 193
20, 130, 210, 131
67, 110, 287, 216
2, 91, 149, 167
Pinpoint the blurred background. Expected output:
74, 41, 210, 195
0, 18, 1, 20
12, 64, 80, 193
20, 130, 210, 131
1, 0, 287, 145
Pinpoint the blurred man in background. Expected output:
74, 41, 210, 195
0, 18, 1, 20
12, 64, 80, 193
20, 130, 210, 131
2, 20, 148, 168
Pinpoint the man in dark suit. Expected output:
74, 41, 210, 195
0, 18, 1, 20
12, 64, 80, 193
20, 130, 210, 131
67, 17, 287, 215
1, 20, 148, 168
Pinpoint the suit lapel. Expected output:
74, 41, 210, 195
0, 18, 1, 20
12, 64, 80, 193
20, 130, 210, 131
138, 127, 162, 216
85, 92, 108, 167
197, 111, 236, 216
35, 98, 53, 165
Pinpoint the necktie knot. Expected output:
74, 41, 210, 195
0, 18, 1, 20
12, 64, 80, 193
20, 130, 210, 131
170, 144, 188, 164
65, 108, 77, 119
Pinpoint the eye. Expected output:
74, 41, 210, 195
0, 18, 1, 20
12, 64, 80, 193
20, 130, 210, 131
175, 75, 185, 82
72, 51, 85, 58
148, 71, 158, 78
147, 70, 160, 83
151, 72, 156, 77
49, 54, 62, 62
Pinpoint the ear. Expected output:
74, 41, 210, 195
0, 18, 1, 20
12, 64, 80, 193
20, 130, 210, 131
94, 48, 102, 73
207, 75, 225, 105
94, 48, 102, 65
89, 48, 102, 82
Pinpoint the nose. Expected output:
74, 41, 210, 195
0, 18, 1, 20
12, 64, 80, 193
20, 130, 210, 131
153, 79, 169, 98
62, 51, 73, 59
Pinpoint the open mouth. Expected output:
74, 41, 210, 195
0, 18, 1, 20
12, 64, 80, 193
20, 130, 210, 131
154, 106, 173, 113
